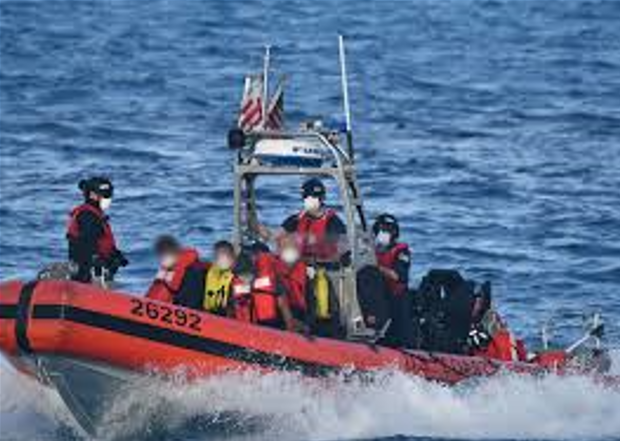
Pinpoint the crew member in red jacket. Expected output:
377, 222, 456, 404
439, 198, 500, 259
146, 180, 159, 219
145, 235, 205, 310
66, 177, 128, 283
372, 213, 412, 347
255, 178, 347, 263
373, 214, 411, 296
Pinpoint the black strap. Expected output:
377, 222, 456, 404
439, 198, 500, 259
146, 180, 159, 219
15, 281, 39, 354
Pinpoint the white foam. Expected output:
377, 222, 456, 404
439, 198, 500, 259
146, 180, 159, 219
2, 352, 619, 440
0, 358, 76, 439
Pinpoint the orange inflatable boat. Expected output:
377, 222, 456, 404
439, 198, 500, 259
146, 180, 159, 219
0, 279, 545, 381
0, 279, 615, 435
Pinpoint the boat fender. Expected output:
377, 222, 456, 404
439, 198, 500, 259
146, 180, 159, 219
14, 281, 39, 354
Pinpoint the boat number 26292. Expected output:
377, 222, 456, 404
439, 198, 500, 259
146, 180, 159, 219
129, 298, 202, 332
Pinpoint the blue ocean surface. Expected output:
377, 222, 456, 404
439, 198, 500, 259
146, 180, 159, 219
1, 0, 619, 440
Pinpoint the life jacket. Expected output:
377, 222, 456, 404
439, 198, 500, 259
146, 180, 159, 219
145, 248, 200, 303
231, 275, 253, 323
203, 265, 234, 314
251, 253, 279, 323
476, 329, 527, 362
66, 203, 117, 260
274, 258, 308, 314
296, 209, 338, 261
145, 281, 173, 303
375, 242, 410, 296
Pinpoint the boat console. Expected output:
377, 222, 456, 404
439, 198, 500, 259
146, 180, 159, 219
228, 127, 377, 339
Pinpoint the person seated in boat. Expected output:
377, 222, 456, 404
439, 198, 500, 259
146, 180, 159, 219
230, 243, 299, 332
468, 285, 527, 362
229, 250, 255, 322
273, 234, 310, 325
145, 235, 205, 310
202, 240, 236, 316
372, 213, 413, 347
255, 178, 348, 265
66, 176, 128, 284
272, 233, 340, 337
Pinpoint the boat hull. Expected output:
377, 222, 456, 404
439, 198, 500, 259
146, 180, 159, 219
1, 280, 532, 381
1, 279, 611, 435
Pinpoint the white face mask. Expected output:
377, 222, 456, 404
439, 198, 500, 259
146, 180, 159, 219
160, 254, 177, 269
281, 247, 300, 265
375, 231, 392, 247
100, 197, 112, 211
215, 256, 233, 271
303, 196, 321, 214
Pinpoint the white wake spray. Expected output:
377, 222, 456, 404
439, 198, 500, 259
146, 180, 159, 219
1, 351, 619, 441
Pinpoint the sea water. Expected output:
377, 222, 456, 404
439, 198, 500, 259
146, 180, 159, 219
1, 0, 619, 440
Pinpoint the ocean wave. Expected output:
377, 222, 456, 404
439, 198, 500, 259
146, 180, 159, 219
2, 354, 620, 441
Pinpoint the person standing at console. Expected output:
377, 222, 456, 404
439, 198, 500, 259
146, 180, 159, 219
256, 178, 347, 263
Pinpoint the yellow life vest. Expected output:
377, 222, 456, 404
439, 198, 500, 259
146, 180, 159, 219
314, 268, 331, 320
204, 266, 234, 313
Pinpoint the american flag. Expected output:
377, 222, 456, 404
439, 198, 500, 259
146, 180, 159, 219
265, 79, 284, 131
237, 75, 263, 133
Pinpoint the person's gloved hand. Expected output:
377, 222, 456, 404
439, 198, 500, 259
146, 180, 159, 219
112, 250, 129, 268
106, 250, 129, 275
468, 325, 491, 350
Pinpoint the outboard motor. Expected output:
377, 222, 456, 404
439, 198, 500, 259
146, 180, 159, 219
415, 269, 476, 354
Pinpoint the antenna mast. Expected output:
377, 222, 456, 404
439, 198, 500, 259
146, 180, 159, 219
338, 35, 354, 160
261, 45, 271, 130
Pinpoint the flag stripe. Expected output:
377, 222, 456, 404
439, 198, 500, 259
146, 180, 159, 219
265, 80, 284, 131
238, 75, 264, 132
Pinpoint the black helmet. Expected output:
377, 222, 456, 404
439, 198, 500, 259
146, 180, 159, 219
79, 176, 114, 198
372, 213, 400, 239
301, 178, 326, 199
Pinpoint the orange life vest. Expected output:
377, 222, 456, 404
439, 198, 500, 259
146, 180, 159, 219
375, 242, 409, 296
231, 275, 254, 323
251, 253, 279, 323
296, 209, 338, 261
274, 258, 308, 313
66, 203, 117, 260
145, 249, 200, 303
476, 329, 527, 362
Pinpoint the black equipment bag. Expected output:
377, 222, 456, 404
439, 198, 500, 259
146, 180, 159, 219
415, 269, 476, 354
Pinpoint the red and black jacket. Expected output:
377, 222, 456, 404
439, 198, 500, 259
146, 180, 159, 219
376, 242, 411, 296
66, 202, 118, 281
283, 209, 345, 262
